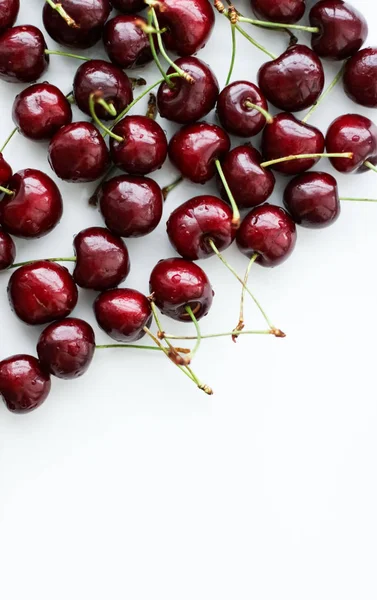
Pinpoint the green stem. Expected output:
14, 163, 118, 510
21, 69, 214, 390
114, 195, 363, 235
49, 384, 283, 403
96, 98, 117, 117
89, 93, 124, 142
162, 176, 183, 200
215, 159, 240, 228
233, 252, 259, 340
225, 23, 237, 87
0, 186, 14, 196
243, 101, 273, 124
302, 64, 345, 124
66, 93, 75, 104
10, 257, 76, 269
235, 23, 277, 59
45, 49, 89, 61
164, 329, 274, 340
341, 197, 377, 202
0, 127, 17, 154
238, 15, 319, 33
185, 305, 201, 359
150, 300, 183, 360
260, 152, 353, 169
146, 9, 172, 87
364, 161, 377, 173
96, 344, 161, 351
45, 0, 79, 27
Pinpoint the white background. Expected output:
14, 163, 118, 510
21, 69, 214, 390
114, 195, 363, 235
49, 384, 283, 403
1, 1, 377, 598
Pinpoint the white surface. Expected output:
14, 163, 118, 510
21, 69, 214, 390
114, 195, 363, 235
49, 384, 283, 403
1, 1, 377, 598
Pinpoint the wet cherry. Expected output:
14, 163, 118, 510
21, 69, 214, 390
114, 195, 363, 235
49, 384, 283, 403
0, 25, 48, 83
0, 355, 51, 414
217, 81, 269, 138
343, 48, 377, 108
283, 171, 341, 228
325, 114, 377, 173
250, 0, 305, 24
103, 15, 153, 69
0, 227, 15, 270
111, 0, 146, 13
0, 154, 12, 186
94, 288, 152, 342
0, 0, 19, 33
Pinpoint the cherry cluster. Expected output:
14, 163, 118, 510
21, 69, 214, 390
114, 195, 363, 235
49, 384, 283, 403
0, 0, 375, 413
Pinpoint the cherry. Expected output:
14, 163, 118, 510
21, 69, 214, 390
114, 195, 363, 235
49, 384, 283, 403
149, 257, 214, 322
343, 48, 377, 108
110, 116, 168, 175
12, 83, 72, 140
8, 261, 78, 325
0, 355, 51, 414
48, 122, 109, 183
111, 0, 146, 13
0, 169, 63, 238
94, 288, 152, 342
73, 226, 130, 291
219, 145, 275, 209
0, 228, 15, 270
43, 0, 111, 49
258, 45, 325, 112
237, 204, 297, 267
283, 171, 340, 228
103, 15, 153, 69
37, 318, 96, 379
0, 25, 48, 83
325, 114, 377, 173
98, 175, 163, 238
261, 113, 325, 175
309, 0, 368, 61
168, 123, 230, 184
0, 0, 19, 33
157, 57, 219, 124
0, 154, 12, 186
217, 81, 269, 138
250, 0, 305, 24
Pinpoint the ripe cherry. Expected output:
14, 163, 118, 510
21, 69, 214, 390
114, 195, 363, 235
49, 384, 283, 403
0, 25, 48, 83
111, 0, 146, 13
37, 318, 96, 379
283, 171, 340, 228
343, 48, 377, 108
250, 0, 305, 24
0, 154, 12, 186
94, 288, 152, 342
0, 227, 15, 270
103, 15, 153, 69
0, 0, 19, 33
0, 355, 51, 414
325, 114, 377, 173
217, 81, 269, 138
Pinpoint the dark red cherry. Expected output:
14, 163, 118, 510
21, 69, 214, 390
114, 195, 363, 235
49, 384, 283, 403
217, 81, 269, 138
237, 204, 297, 267
168, 123, 230, 184
43, 0, 111, 49
157, 57, 219, 124
12, 83, 72, 140
37, 318, 96, 380
94, 288, 152, 342
8, 261, 78, 325
149, 258, 214, 322
261, 113, 325, 175
283, 171, 340, 228
0, 227, 15, 270
0, 169, 62, 238
258, 45, 325, 112
155, 0, 214, 56
343, 48, 377, 108
0, 355, 51, 414
103, 15, 153, 69
73, 59, 133, 121
325, 114, 377, 173
167, 195, 235, 261
48, 122, 109, 183
110, 116, 167, 175
310, 0, 368, 61
0, 0, 19, 33
73, 226, 130, 291
0, 25, 48, 83
219, 145, 275, 209
0, 154, 12, 186
110, 0, 146, 13
98, 175, 163, 238
250, 0, 305, 24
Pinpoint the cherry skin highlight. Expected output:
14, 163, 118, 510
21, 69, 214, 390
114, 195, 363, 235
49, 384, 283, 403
8, 261, 78, 326
0, 154, 12, 186
325, 114, 377, 173
94, 288, 152, 342
111, 0, 146, 13
37, 318, 96, 380
217, 81, 269, 138
103, 15, 154, 69
0, 355, 51, 414
149, 258, 214, 322
0, 25, 48, 83
283, 171, 341, 228
0, 228, 15, 270
250, 0, 305, 24
343, 48, 377, 108
0, 0, 19, 33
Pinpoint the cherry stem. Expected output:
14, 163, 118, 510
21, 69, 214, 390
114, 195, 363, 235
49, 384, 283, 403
302, 64, 345, 124
0, 185, 14, 196
130, 77, 147, 89
260, 152, 353, 168
66, 93, 75, 104
237, 15, 319, 33
10, 258, 76, 269
364, 161, 377, 174
234, 23, 277, 59
96, 343, 161, 351
146, 93, 157, 120
145, 10, 172, 87
96, 98, 117, 117
341, 197, 377, 202
45, 0, 79, 28
215, 159, 240, 228
0, 127, 17, 154
185, 305, 202, 359
225, 23, 237, 87
45, 49, 89, 61
164, 329, 274, 340
232, 252, 258, 341
243, 101, 273, 124
162, 176, 183, 200
89, 93, 124, 142
150, 300, 190, 365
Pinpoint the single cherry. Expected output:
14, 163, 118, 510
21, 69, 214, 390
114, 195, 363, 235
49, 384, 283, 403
217, 81, 269, 138
37, 318, 96, 379
110, 0, 146, 13
73, 226, 130, 291
258, 45, 325, 112
48, 122, 109, 183
343, 48, 377, 108
0, 25, 48, 83
309, 0, 368, 61
43, 0, 111, 49
0, 154, 12, 186
110, 116, 168, 175
94, 288, 152, 342
8, 261, 78, 325
12, 83, 72, 140
0, 0, 19, 33
325, 114, 377, 173
103, 15, 154, 69
283, 171, 340, 228
0, 227, 15, 270
149, 257, 214, 322
98, 175, 163, 238
0, 169, 63, 238
250, 0, 305, 24
0, 355, 51, 414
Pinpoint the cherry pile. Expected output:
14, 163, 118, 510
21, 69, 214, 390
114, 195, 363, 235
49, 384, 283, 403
0, 0, 376, 413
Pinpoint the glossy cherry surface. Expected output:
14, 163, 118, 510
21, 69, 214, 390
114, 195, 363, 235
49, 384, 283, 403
37, 318, 96, 380
12, 83, 72, 140
168, 123, 230, 184
284, 171, 340, 228
261, 113, 325, 175
250, 0, 305, 24
155, 0, 214, 56
0, 169, 63, 238
99, 175, 163, 238
217, 81, 269, 138
111, 0, 146, 12
0, 355, 51, 414
325, 114, 377, 173
43, 0, 111, 49
258, 45, 324, 112
149, 258, 214, 322
8, 261, 78, 325
237, 204, 297, 267
310, 0, 368, 61
0, 25, 48, 83
73, 227, 130, 291
103, 15, 153, 69
0, 227, 15, 270
94, 288, 152, 342
110, 116, 168, 175
157, 57, 219, 124
0, 154, 12, 186
0, 0, 19, 33
48, 122, 109, 183
343, 48, 377, 108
